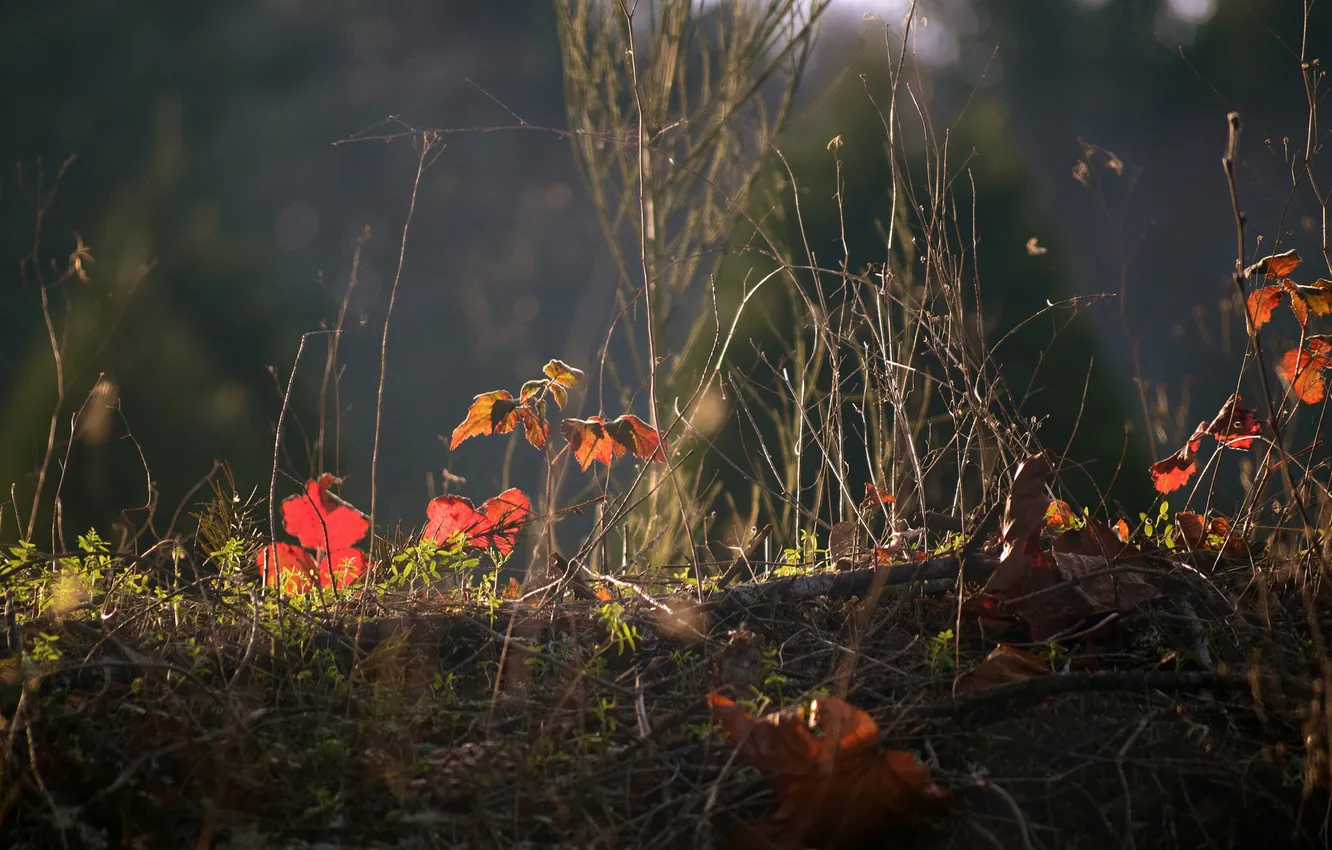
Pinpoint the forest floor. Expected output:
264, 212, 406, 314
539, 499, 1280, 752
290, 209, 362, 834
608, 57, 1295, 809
1, 523, 1328, 850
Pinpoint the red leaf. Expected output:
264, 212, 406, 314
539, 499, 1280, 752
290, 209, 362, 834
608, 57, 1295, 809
474, 488, 531, 555
449, 390, 523, 450
707, 692, 951, 848
318, 547, 368, 590
1246, 285, 1283, 330
1204, 393, 1261, 450
1277, 338, 1332, 404
281, 474, 370, 551
561, 414, 667, 471
422, 488, 531, 556
859, 482, 895, 512
1246, 248, 1302, 280
257, 543, 318, 595
1150, 424, 1206, 494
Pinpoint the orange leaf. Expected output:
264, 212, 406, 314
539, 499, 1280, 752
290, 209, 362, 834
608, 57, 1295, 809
518, 403, 550, 450
1246, 285, 1283, 330
1150, 423, 1207, 494
1277, 338, 1332, 404
542, 359, 585, 389
1204, 393, 1261, 450
561, 414, 667, 471
449, 390, 522, 450
1113, 518, 1130, 543
953, 645, 1049, 696
1247, 248, 1302, 280
707, 692, 951, 848
1044, 499, 1076, 529
1280, 280, 1310, 328
502, 577, 522, 599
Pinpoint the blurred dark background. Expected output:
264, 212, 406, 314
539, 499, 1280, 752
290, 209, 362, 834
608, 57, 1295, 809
1, 0, 1327, 548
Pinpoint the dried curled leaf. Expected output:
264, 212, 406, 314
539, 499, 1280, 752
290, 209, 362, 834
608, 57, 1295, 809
707, 692, 951, 848
1245, 248, 1302, 280
985, 451, 1055, 594
561, 414, 667, 471
1205, 393, 1261, 450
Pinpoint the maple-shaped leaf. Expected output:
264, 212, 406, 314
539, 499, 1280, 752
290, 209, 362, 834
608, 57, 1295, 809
1205, 393, 1261, 450
1277, 338, 1332, 404
707, 692, 951, 848
281, 474, 370, 551
1246, 285, 1283, 330
449, 390, 523, 450
953, 645, 1049, 696
474, 488, 531, 554
542, 359, 584, 389
561, 414, 667, 471
985, 451, 1055, 594
421, 488, 531, 556
257, 543, 319, 595
1245, 248, 1302, 280
1150, 423, 1207, 494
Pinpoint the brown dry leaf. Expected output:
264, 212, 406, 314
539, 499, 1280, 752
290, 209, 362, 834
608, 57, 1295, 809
984, 451, 1055, 594
1176, 511, 1206, 551
953, 645, 1050, 696
708, 692, 951, 849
